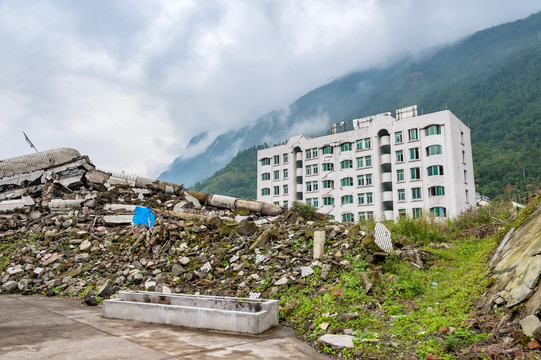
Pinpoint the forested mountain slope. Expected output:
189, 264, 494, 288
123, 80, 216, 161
180, 12, 541, 200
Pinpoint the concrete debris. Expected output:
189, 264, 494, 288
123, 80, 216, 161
318, 334, 355, 349
520, 315, 541, 337
374, 223, 393, 253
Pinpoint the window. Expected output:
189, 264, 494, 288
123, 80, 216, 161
356, 137, 371, 150
340, 159, 353, 169
273, 155, 280, 165
412, 208, 422, 219
460, 131, 464, 144
395, 131, 403, 143
358, 212, 367, 220
425, 125, 441, 136
273, 201, 279, 205
409, 147, 420, 160
427, 165, 444, 176
306, 164, 319, 175
411, 167, 421, 180
397, 189, 405, 201
273, 170, 279, 180
342, 195, 354, 204
283, 153, 288, 163
307, 197, 319, 207
464, 170, 467, 182
462, 150, 466, 163
426, 145, 442, 156
367, 211, 374, 219
261, 188, 270, 196
465, 189, 469, 203
398, 209, 406, 217
429, 186, 445, 196
412, 187, 422, 200
357, 156, 372, 168
342, 213, 354, 222
341, 177, 353, 187
323, 180, 334, 189
322, 145, 333, 155
283, 200, 288, 207
396, 150, 404, 162
283, 184, 288, 195
261, 173, 270, 181
408, 128, 419, 141
283, 169, 289, 179
306, 181, 319, 192
323, 196, 335, 206
430, 207, 447, 217
306, 148, 318, 159
397, 169, 405, 182
358, 193, 373, 204
260, 158, 270, 166
273, 186, 280, 195
357, 174, 373, 186
340, 142, 352, 152
322, 163, 334, 171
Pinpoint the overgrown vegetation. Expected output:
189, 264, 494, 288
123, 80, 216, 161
276, 199, 538, 359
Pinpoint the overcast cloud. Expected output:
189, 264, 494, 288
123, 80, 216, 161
1, 0, 539, 177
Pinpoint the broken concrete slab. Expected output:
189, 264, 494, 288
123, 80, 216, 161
318, 334, 355, 349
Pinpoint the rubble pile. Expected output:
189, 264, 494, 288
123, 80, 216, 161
0, 148, 405, 300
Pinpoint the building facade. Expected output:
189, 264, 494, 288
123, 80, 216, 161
256, 106, 475, 222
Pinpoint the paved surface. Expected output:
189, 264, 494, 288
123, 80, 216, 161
0, 295, 327, 360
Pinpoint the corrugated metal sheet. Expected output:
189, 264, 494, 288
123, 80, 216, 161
0, 148, 81, 179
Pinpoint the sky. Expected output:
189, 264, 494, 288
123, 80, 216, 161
1, 0, 540, 178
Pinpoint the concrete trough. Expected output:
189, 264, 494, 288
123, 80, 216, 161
102, 291, 279, 334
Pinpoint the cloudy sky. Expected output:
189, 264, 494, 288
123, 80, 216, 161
1, 0, 540, 177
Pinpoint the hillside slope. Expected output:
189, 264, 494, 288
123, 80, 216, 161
165, 12, 541, 199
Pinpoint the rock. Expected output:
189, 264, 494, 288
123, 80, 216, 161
301, 266, 314, 278
319, 322, 330, 331
318, 334, 354, 349
2, 280, 18, 292
17, 279, 29, 291
178, 257, 190, 265
438, 325, 450, 335
75, 253, 89, 262
274, 277, 288, 286
520, 315, 541, 337
528, 340, 540, 350
84, 295, 98, 306
249, 229, 271, 250
172, 264, 184, 277
236, 219, 258, 236
145, 281, 156, 291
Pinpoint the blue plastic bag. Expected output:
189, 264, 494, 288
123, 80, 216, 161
132, 206, 155, 227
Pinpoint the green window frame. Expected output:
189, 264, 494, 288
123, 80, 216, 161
408, 128, 419, 141
340, 142, 352, 152
426, 145, 442, 156
323, 196, 335, 206
322, 163, 333, 171
261, 188, 270, 196
411, 167, 421, 180
341, 195, 353, 204
323, 180, 334, 189
322, 145, 333, 155
342, 213, 354, 222
397, 169, 404, 181
274, 170, 279, 180
273, 155, 280, 165
427, 165, 444, 176
397, 189, 405, 201
425, 125, 441, 136
261, 173, 270, 181
409, 147, 419, 160
341, 177, 353, 187
395, 131, 403, 143
340, 160, 353, 169
412, 187, 422, 199
430, 207, 447, 217
429, 186, 445, 196
396, 150, 404, 162
261, 158, 270, 166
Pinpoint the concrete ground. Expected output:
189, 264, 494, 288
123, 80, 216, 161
0, 295, 328, 360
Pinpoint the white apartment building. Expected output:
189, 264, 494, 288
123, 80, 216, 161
256, 105, 475, 222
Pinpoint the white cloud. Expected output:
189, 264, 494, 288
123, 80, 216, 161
0, 0, 539, 177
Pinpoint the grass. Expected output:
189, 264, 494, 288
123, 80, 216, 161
277, 206, 510, 358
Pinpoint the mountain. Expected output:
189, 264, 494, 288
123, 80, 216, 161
164, 11, 541, 200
